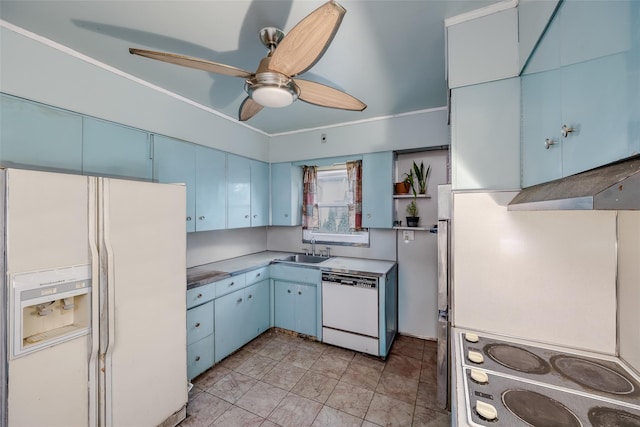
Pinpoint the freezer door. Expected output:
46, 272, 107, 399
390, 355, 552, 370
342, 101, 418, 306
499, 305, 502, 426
4, 169, 92, 427
98, 178, 187, 427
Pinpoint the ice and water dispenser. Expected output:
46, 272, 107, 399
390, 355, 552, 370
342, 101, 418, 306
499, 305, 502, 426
11, 265, 91, 357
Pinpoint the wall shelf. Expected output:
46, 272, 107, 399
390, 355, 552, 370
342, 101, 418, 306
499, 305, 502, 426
393, 226, 436, 232
393, 194, 432, 199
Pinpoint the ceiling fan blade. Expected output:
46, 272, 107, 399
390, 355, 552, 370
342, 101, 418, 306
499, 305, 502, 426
129, 48, 252, 78
269, 1, 346, 77
294, 79, 366, 111
239, 97, 264, 121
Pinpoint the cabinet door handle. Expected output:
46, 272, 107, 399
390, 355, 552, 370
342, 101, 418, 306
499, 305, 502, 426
197, 293, 203, 299
253, 214, 257, 218
195, 322, 201, 328
284, 214, 289, 218
367, 213, 371, 218
237, 297, 243, 303
195, 356, 200, 362
248, 294, 253, 299
544, 138, 556, 149
298, 291, 302, 295
245, 215, 249, 219
287, 289, 292, 293
187, 216, 192, 221
199, 216, 205, 220
229, 282, 234, 287
256, 273, 261, 278
561, 124, 575, 138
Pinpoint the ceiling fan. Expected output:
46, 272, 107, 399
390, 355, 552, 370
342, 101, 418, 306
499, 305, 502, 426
129, 1, 366, 122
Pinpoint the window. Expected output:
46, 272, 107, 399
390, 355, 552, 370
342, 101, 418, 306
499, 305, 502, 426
317, 167, 350, 233
302, 162, 369, 246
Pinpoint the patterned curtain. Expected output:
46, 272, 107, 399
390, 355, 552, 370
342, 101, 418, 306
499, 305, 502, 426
302, 166, 319, 229
346, 160, 363, 231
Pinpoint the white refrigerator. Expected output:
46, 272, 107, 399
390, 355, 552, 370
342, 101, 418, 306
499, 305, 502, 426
0, 168, 188, 427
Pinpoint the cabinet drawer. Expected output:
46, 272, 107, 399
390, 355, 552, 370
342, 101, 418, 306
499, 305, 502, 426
187, 334, 214, 380
187, 301, 214, 345
270, 264, 321, 284
215, 274, 246, 298
186, 283, 216, 309
245, 266, 269, 286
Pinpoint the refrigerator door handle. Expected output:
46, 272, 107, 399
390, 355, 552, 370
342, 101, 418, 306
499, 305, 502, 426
98, 178, 117, 427
88, 177, 100, 427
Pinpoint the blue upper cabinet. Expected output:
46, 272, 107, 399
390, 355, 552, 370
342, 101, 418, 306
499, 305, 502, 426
521, 0, 640, 187
250, 160, 269, 227
227, 154, 251, 229
518, 0, 560, 72
153, 135, 196, 232
270, 162, 302, 226
447, 7, 519, 88
195, 146, 226, 231
0, 94, 82, 173
82, 117, 152, 180
362, 151, 393, 228
521, 69, 562, 186
451, 78, 521, 190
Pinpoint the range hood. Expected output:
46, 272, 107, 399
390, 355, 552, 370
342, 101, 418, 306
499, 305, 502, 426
508, 155, 640, 211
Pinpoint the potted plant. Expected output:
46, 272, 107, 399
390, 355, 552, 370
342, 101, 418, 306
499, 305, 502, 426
394, 170, 413, 194
406, 199, 419, 227
412, 161, 431, 195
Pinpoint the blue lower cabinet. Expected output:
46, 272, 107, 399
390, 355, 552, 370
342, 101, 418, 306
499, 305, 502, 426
274, 280, 296, 331
187, 334, 214, 380
294, 283, 316, 337
214, 289, 246, 363
274, 280, 317, 337
245, 280, 270, 342
187, 301, 214, 345
214, 277, 270, 363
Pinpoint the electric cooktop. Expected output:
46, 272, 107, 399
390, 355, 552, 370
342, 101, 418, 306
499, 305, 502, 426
456, 331, 640, 427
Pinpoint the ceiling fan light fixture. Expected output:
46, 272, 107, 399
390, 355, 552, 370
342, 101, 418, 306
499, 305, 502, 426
245, 72, 299, 108
252, 86, 295, 108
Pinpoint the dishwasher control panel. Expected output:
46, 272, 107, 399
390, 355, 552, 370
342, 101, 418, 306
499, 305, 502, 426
321, 272, 378, 289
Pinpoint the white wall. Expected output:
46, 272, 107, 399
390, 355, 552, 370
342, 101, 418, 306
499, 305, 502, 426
395, 150, 449, 339
618, 211, 640, 372
186, 228, 268, 268
452, 191, 618, 354
267, 226, 396, 262
269, 108, 449, 163
0, 25, 269, 162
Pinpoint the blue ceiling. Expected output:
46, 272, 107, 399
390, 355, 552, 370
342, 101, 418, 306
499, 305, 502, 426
0, 0, 501, 135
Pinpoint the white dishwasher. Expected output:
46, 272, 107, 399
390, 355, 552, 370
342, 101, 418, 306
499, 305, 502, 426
321, 271, 379, 356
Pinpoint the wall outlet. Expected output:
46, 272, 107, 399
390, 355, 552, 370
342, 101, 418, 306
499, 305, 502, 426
403, 230, 415, 242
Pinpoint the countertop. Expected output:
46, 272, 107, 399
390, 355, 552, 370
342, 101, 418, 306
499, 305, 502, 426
187, 251, 396, 289
187, 251, 292, 288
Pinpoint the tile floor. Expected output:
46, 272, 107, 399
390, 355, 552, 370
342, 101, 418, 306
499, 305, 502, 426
180, 331, 450, 427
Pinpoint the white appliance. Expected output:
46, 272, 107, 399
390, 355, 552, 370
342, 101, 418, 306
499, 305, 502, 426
321, 271, 379, 356
0, 168, 187, 427
452, 328, 640, 426
449, 190, 633, 426
436, 184, 452, 410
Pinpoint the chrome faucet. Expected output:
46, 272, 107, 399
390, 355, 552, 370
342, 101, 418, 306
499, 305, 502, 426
311, 238, 316, 256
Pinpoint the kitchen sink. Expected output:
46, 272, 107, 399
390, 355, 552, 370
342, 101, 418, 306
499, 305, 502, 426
279, 254, 329, 264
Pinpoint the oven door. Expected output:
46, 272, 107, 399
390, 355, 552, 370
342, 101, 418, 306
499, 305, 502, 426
321, 278, 378, 338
